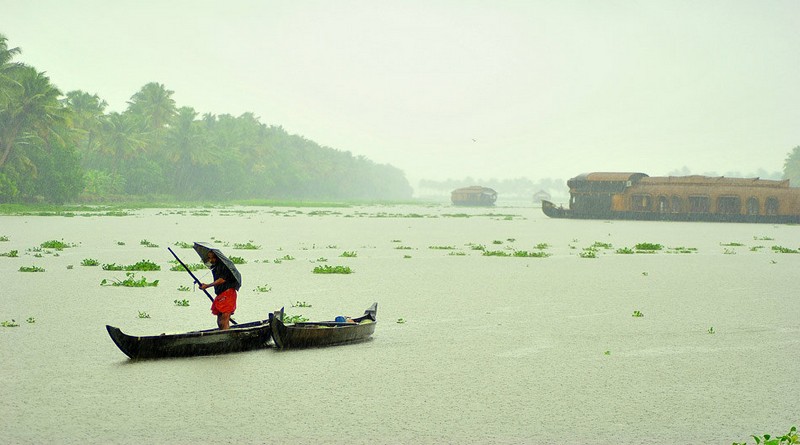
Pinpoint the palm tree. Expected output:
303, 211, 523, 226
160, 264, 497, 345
96, 112, 147, 174
0, 33, 23, 97
126, 82, 176, 131
0, 65, 68, 169
63, 90, 107, 155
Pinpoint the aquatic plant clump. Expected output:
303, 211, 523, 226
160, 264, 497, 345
103, 260, 160, 271
313, 265, 353, 274
634, 242, 662, 251
0, 250, 19, 257
40, 239, 76, 250
101, 272, 159, 287
170, 262, 205, 272
174, 299, 190, 307
340, 251, 358, 257
234, 242, 261, 250
2, 320, 20, 327
732, 425, 798, 445
229, 256, 247, 264
771, 245, 799, 254
139, 239, 159, 248
19, 265, 45, 272
81, 258, 100, 266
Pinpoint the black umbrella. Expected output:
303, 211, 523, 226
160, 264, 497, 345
193, 242, 242, 291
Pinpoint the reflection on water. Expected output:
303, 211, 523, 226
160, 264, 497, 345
0, 205, 798, 444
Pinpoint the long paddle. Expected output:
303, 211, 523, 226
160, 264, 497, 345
168, 247, 237, 325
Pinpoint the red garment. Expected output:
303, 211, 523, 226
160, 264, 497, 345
211, 288, 237, 315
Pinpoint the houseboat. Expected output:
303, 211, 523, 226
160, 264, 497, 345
451, 186, 497, 206
541, 172, 800, 224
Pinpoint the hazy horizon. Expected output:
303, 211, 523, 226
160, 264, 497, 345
3, 1, 798, 187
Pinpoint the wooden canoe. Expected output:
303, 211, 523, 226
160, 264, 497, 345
269, 303, 377, 349
106, 319, 272, 359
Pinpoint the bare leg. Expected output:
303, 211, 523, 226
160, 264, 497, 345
218, 312, 231, 330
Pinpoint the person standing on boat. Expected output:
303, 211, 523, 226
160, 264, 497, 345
199, 251, 237, 330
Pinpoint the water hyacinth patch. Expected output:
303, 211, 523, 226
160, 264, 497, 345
19, 265, 45, 272
102, 260, 160, 271
0, 235, 8, 241
0, 250, 18, 257
174, 299, 190, 307
229, 256, 247, 264
173, 241, 193, 248
340, 251, 358, 257
282, 314, 309, 324
140, 239, 159, 248
428, 245, 455, 250
313, 265, 353, 274
634, 242, 662, 251
40, 239, 76, 250
291, 301, 312, 308
234, 242, 261, 250
101, 272, 159, 287
771, 245, 799, 254
2, 320, 20, 327
138, 311, 151, 319
632, 310, 644, 318
81, 258, 100, 266
170, 262, 205, 271
253, 284, 272, 292
177, 285, 191, 292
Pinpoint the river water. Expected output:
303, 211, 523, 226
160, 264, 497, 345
0, 204, 797, 444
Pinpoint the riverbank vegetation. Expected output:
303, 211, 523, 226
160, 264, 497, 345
0, 33, 412, 205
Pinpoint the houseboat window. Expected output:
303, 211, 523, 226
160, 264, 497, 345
746, 197, 759, 215
671, 196, 682, 213
657, 196, 669, 213
717, 196, 741, 214
631, 194, 651, 211
765, 197, 779, 215
688, 195, 710, 213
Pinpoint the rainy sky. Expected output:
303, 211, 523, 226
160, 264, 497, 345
3, 0, 799, 185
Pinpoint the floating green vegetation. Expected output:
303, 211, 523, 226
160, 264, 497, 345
604, 350, 611, 356
26, 317, 35, 324
632, 310, 644, 318
291, 301, 312, 308
81, 258, 100, 266
169, 262, 205, 272
101, 272, 159, 287
138, 311, 151, 319
174, 299, 190, 307
707, 326, 715, 334
771, 245, 799, 254
616, 247, 635, 254
723, 248, 737, 255
234, 242, 261, 250
313, 265, 353, 274
753, 235, 775, 241
140, 239, 159, 248
396, 318, 406, 324
642, 272, 649, 276
394, 246, 413, 250
441, 213, 470, 218
229, 256, 247, 264
534, 243, 550, 250
579, 249, 597, 259
19, 265, 45, 272
428, 245, 455, 250
116, 241, 126, 246
732, 425, 798, 445
482, 250, 511, 257
634, 242, 662, 251
253, 284, 272, 292
492, 240, 504, 245
591, 241, 613, 250
282, 314, 309, 324
750, 246, 764, 252
273, 255, 294, 263
173, 241, 193, 248
507, 238, 516, 242
0, 250, 18, 257
315, 257, 328, 262
666, 246, 697, 254
391, 239, 402, 243
326, 245, 338, 249
40, 239, 76, 250
177, 285, 191, 292
720, 242, 745, 247
468, 243, 486, 251
0, 235, 8, 241
512, 250, 551, 258
448, 251, 466, 256
66, 265, 73, 270
340, 251, 358, 257
2, 319, 20, 327
403, 255, 412, 259
103, 260, 160, 271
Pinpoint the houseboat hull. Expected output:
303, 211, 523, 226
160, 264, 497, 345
542, 172, 800, 224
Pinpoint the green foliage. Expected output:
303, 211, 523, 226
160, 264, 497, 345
177, 285, 190, 292
396, 318, 406, 324
616, 247, 635, 254
26, 317, 35, 324
720, 242, 745, 247
282, 314, 309, 323
139, 239, 159, 248
291, 301, 312, 308
229, 256, 246, 264
1, 319, 20, 327
313, 265, 353, 274
492, 240, 503, 245
103, 260, 160, 271
632, 310, 644, 318
170, 261, 204, 271
579, 249, 597, 259
428, 246, 455, 250
0, 235, 8, 241
173, 241, 193, 248
339, 250, 358, 257
40, 239, 75, 250
81, 258, 100, 266
534, 243, 550, 250
101, 272, 159, 287
771, 245, 799, 254
253, 284, 272, 292
482, 250, 510, 257
234, 242, 261, 250
707, 327, 715, 334
19, 265, 45, 272
634, 242, 663, 251
754, 236, 774, 241
591, 241, 613, 249
173, 299, 190, 307
448, 251, 466, 256
0, 249, 18, 257
783, 145, 800, 185
394, 246, 412, 250
137, 311, 151, 319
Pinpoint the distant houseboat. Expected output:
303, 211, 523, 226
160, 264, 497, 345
541, 172, 800, 224
451, 186, 497, 206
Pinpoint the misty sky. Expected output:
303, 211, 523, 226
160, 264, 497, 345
3, 0, 799, 186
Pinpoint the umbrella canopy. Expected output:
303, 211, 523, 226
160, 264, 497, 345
193, 242, 242, 291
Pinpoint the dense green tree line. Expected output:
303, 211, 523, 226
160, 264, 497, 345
0, 34, 412, 204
